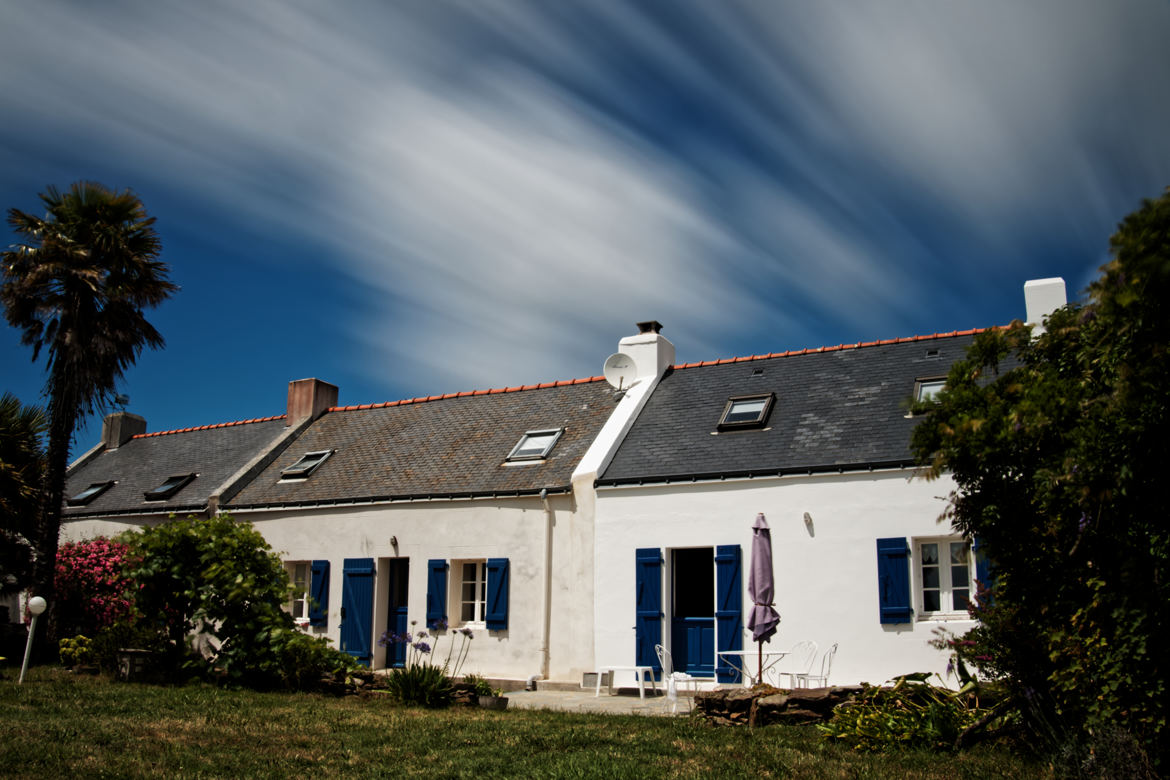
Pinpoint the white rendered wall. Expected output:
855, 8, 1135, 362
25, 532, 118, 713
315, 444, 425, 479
238, 494, 593, 681
60, 493, 595, 683
594, 471, 973, 689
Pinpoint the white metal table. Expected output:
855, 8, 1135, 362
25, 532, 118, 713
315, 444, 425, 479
715, 649, 790, 686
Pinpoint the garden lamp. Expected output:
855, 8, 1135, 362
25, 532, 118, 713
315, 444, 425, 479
18, 596, 47, 685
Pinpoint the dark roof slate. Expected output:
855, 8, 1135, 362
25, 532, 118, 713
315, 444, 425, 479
63, 418, 290, 517
599, 331, 982, 485
229, 379, 618, 508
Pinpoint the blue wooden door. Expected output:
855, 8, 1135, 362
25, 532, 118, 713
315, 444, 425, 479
671, 617, 715, 676
340, 558, 375, 666
386, 559, 409, 668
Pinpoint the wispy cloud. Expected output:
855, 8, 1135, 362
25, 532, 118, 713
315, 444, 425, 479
2, 0, 1168, 406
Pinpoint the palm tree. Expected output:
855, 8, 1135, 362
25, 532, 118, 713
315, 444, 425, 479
1, 181, 177, 610
0, 392, 45, 600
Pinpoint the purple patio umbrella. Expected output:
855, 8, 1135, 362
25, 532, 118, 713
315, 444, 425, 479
747, 512, 781, 683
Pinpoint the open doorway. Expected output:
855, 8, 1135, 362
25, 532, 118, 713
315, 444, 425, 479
671, 547, 715, 676
385, 559, 409, 668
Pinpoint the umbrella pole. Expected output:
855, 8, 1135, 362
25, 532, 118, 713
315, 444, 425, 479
757, 639, 763, 684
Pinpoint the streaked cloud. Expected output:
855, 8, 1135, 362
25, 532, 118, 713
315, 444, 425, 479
2, 0, 1168, 417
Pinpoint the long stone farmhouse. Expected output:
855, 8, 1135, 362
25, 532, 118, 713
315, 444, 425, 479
54, 278, 1067, 689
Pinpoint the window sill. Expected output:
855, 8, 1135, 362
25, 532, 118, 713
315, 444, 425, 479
917, 613, 975, 623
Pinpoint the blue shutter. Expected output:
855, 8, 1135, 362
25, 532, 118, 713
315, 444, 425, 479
972, 536, 994, 604
340, 558, 375, 666
635, 548, 663, 675
877, 537, 913, 624
308, 559, 329, 626
715, 544, 743, 683
485, 558, 510, 630
426, 559, 448, 625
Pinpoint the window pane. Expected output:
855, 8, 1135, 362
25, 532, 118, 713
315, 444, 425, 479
922, 567, 939, 589
950, 542, 969, 565
921, 543, 938, 565
461, 602, 475, 622
923, 591, 940, 612
462, 582, 476, 601
952, 589, 970, 612
917, 380, 945, 402
951, 565, 970, 589
725, 399, 766, 423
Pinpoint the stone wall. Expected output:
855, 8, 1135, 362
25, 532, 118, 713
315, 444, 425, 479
693, 686, 864, 727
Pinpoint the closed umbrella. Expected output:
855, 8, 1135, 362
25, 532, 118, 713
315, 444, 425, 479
747, 512, 781, 683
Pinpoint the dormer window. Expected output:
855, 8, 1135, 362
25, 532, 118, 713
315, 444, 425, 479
281, 450, 333, 480
507, 429, 563, 462
144, 473, 196, 501
718, 393, 775, 430
915, 379, 946, 403
66, 481, 115, 506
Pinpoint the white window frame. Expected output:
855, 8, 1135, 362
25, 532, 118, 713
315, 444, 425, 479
913, 537, 973, 620
286, 561, 311, 627
506, 429, 563, 462
451, 559, 487, 627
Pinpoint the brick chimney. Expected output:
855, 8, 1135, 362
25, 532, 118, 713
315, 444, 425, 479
287, 378, 338, 426
102, 412, 146, 449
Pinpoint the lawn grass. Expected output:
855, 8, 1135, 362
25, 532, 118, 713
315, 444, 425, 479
0, 667, 1048, 778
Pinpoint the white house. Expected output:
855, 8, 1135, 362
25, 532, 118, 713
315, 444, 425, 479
58, 279, 1066, 689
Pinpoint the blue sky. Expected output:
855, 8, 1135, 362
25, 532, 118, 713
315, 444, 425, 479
2, 1, 1169, 453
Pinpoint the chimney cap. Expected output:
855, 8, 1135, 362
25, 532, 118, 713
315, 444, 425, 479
636, 320, 663, 334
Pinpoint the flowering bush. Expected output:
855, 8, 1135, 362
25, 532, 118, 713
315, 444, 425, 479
377, 619, 476, 707
55, 537, 135, 638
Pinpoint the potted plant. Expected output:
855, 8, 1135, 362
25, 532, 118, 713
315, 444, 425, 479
466, 673, 508, 710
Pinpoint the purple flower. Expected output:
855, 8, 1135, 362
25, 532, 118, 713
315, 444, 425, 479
413, 641, 431, 654
417, 630, 428, 639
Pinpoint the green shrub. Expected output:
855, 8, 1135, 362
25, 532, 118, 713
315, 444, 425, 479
385, 662, 453, 708
820, 674, 986, 751
463, 673, 497, 698
272, 630, 358, 690
58, 635, 94, 668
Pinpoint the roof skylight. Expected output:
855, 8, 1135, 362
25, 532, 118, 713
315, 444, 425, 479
718, 393, 775, 430
66, 481, 115, 506
280, 450, 333, 480
915, 379, 946, 403
507, 429, 563, 461
143, 473, 196, 501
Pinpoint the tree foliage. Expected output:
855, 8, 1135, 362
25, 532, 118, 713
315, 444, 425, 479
1, 181, 177, 612
912, 189, 1170, 767
122, 513, 354, 688
0, 392, 45, 597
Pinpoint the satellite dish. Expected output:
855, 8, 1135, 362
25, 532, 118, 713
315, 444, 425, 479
603, 352, 637, 390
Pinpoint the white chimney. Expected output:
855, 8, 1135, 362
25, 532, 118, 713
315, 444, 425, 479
1024, 278, 1067, 334
617, 320, 675, 380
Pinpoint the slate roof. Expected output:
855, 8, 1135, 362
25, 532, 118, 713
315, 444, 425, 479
229, 379, 619, 508
598, 330, 987, 485
62, 416, 290, 517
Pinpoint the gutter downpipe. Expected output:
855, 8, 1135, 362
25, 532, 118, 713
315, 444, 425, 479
536, 487, 554, 686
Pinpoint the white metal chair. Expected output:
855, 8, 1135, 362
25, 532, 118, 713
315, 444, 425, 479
770, 640, 818, 689
654, 644, 698, 713
797, 643, 837, 688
